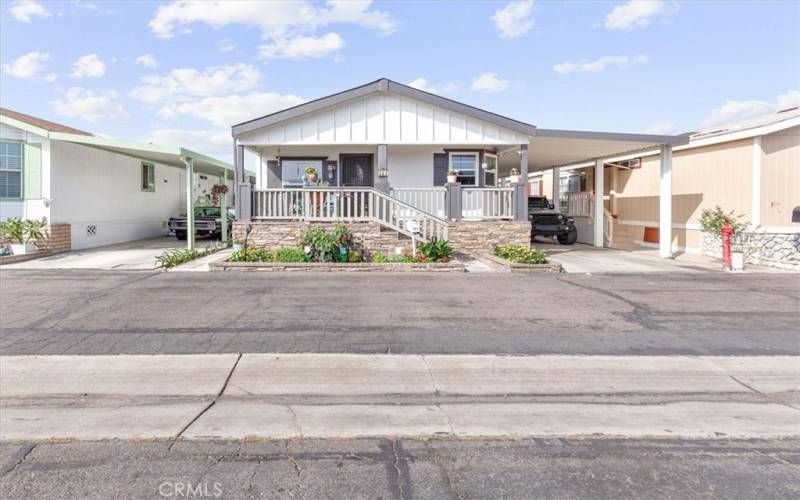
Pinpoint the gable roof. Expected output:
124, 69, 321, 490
231, 78, 537, 138
0, 107, 93, 136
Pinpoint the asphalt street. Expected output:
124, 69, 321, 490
1, 438, 799, 499
0, 269, 798, 355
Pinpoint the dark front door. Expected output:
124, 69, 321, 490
340, 154, 373, 187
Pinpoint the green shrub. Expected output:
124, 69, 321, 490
2, 217, 45, 245
371, 253, 389, 263
301, 224, 358, 262
229, 247, 274, 262
495, 244, 548, 264
348, 250, 363, 262
273, 247, 306, 262
699, 206, 748, 234
155, 244, 224, 268
418, 239, 453, 262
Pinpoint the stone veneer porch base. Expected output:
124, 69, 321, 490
232, 219, 530, 257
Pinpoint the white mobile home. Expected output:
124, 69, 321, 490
1, 108, 234, 251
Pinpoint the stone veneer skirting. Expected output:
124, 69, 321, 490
701, 231, 800, 271
233, 219, 530, 256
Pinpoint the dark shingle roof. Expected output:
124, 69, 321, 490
0, 107, 93, 136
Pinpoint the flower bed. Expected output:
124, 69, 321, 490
226, 224, 458, 270
482, 244, 562, 273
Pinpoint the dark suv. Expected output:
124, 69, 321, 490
528, 196, 577, 245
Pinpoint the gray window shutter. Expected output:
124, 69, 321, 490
267, 160, 281, 188
433, 153, 448, 186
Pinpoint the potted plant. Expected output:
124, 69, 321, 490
305, 166, 319, 184
3, 218, 45, 255
447, 169, 458, 183
509, 168, 520, 183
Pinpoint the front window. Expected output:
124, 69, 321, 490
0, 141, 23, 198
449, 152, 478, 186
281, 159, 322, 187
141, 162, 155, 192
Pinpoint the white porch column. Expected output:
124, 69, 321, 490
593, 159, 604, 248
185, 157, 195, 251
551, 166, 560, 207
751, 136, 762, 228
659, 145, 673, 258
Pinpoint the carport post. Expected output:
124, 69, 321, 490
185, 157, 195, 251
552, 166, 560, 207
218, 172, 228, 243
659, 145, 673, 258
514, 144, 529, 221
593, 159, 604, 248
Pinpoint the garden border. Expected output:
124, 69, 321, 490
479, 253, 563, 273
210, 260, 466, 272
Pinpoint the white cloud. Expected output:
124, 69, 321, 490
605, 0, 673, 31
52, 87, 128, 123
259, 33, 344, 60
10, 0, 51, 23
492, 1, 534, 39
130, 63, 261, 104
407, 78, 436, 93
1, 51, 49, 79
159, 92, 305, 127
700, 90, 800, 129
70, 54, 107, 78
149, 0, 396, 39
553, 54, 648, 74
148, 1, 393, 61
72, 0, 115, 15
135, 54, 158, 68
470, 73, 509, 92
144, 128, 231, 155
218, 38, 236, 52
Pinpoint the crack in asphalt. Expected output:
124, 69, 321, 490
0, 443, 36, 476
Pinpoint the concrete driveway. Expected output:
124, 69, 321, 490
0, 237, 185, 270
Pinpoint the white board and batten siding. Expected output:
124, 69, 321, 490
238, 92, 527, 146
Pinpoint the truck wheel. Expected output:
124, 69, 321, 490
558, 227, 578, 245
175, 231, 187, 241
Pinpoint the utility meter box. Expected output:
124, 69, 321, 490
406, 220, 420, 234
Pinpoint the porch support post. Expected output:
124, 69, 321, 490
593, 158, 604, 248
375, 144, 390, 193
659, 145, 673, 258
514, 144, 529, 221
235, 143, 251, 222
185, 157, 195, 251
551, 166, 560, 208
218, 171, 228, 243
445, 182, 462, 220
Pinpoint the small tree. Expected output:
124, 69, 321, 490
699, 206, 747, 234
2, 218, 45, 245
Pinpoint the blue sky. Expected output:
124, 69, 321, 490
2, 0, 799, 163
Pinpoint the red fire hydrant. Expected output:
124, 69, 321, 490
721, 224, 734, 271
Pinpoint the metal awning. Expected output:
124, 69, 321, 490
498, 128, 689, 174
49, 132, 235, 178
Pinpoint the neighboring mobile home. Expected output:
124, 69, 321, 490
1, 108, 234, 252
533, 108, 800, 269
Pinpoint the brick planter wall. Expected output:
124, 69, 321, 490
0, 223, 71, 265
447, 220, 530, 255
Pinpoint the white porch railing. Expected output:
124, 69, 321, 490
390, 187, 446, 218
461, 188, 515, 219
252, 188, 449, 241
566, 191, 593, 217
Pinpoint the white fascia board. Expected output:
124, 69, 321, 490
0, 115, 50, 138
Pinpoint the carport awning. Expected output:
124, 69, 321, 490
498, 128, 690, 174
49, 132, 234, 177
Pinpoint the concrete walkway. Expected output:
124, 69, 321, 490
2, 353, 798, 441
